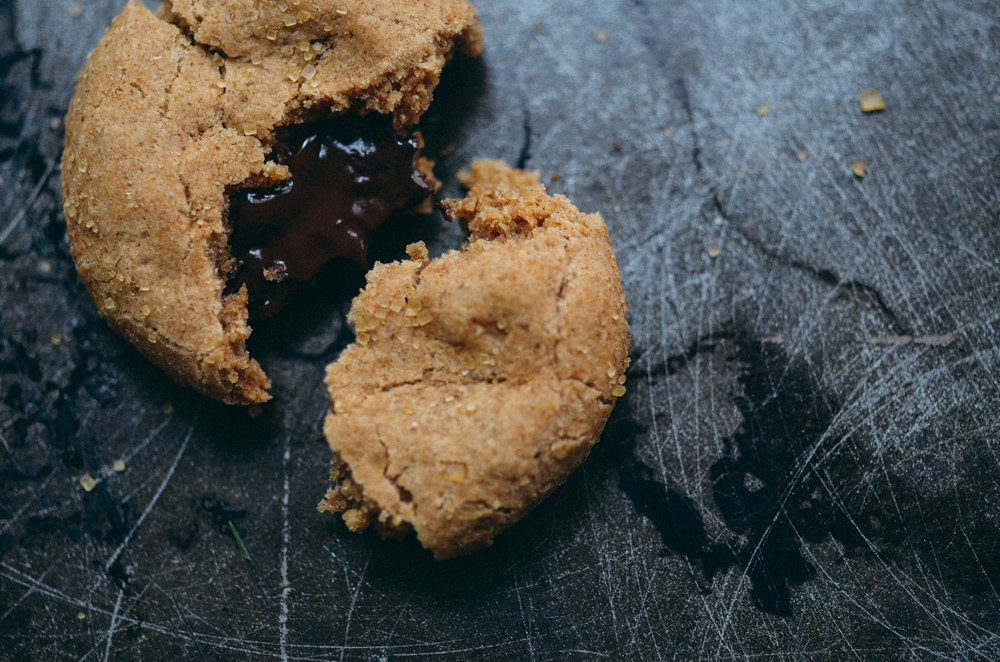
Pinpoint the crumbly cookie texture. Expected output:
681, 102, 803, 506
319, 161, 632, 560
61, 0, 482, 404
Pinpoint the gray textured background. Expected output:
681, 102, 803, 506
2, 0, 1000, 659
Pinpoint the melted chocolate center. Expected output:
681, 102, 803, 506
228, 115, 434, 319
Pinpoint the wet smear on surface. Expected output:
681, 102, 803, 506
611, 330, 907, 616
707, 333, 881, 616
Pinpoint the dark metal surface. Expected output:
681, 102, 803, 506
2, 0, 1000, 659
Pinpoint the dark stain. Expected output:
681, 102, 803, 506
706, 333, 875, 616
672, 77, 702, 172
628, 326, 734, 379
0, 455, 52, 483
168, 520, 200, 551
0, 334, 42, 383
0, 532, 14, 559
416, 51, 488, 167
516, 109, 532, 170
17, 392, 132, 554
617, 324, 1000, 620
198, 496, 270, 609
611, 329, 906, 617
82, 485, 131, 547
23, 511, 82, 540
197, 496, 247, 535
108, 555, 131, 591
66, 325, 119, 404
198, 396, 280, 454
3, 381, 24, 409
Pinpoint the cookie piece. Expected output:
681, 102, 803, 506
319, 161, 631, 560
61, 0, 481, 404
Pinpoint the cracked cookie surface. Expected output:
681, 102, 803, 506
320, 161, 631, 560
61, 0, 481, 404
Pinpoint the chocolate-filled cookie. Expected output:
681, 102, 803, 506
62, 0, 481, 404
320, 161, 632, 559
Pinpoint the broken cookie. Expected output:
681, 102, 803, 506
319, 161, 632, 560
61, 0, 481, 404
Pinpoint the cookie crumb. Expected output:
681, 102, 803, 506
50, 332, 63, 345
612, 385, 627, 397
796, 149, 809, 162
50, 117, 62, 130
852, 159, 866, 178
756, 103, 770, 116
247, 404, 264, 418
77, 612, 86, 620
79, 474, 97, 492
532, 21, 544, 34
69, 2, 83, 18
40, 260, 52, 274
707, 244, 722, 258
161, 402, 174, 415
594, 28, 610, 43
113, 459, 126, 472
859, 89, 885, 112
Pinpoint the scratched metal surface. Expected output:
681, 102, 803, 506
2, 0, 1000, 659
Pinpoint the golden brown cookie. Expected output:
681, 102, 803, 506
61, 0, 482, 404
319, 161, 632, 559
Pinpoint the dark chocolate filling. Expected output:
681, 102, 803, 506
227, 115, 435, 319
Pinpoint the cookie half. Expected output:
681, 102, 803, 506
320, 161, 632, 559
61, 0, 481, 404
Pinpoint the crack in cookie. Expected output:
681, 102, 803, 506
61, 0, 482, 404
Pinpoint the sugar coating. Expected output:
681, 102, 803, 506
61, 0, 481, 404
320, 161, 632, 560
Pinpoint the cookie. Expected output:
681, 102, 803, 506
319, 160, 632, 560
61, 0, 482, 404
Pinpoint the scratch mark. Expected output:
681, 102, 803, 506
0, 565, 51, 623
0, 155, 57, 246
279, 434, 292, 662
167, 590, 208, 662
101, 589, 123, 662
339, 548, 372, 662
104, 403, 201, 572
122, 416, 172, 464
867, 335, 954, 346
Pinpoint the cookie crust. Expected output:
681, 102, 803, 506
320, 161, 632, 559
62, 0, 481, 404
